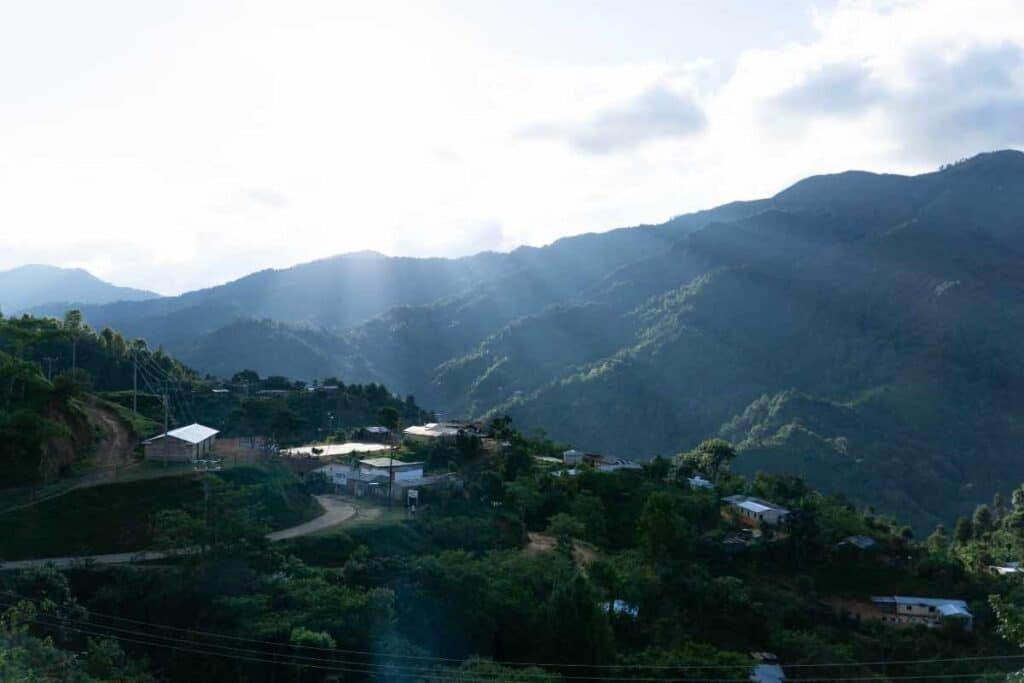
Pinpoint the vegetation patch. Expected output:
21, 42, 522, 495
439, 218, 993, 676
0, 466, 319, 560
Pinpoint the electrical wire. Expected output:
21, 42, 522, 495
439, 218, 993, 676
2, 594, 1022, 679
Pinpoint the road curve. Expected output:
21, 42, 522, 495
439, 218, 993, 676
0, 495, 356, 571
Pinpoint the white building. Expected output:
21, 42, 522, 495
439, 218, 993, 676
143, 423, 219, 463
358, 457, 424, 482
722, 495, 790, 527
312, 463, 354, 487
870, 596, 973, 630
403, 423, 460, 443
688, 475, 715, 490
563, 449, 585, 465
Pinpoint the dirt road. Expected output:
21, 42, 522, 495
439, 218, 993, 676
0, 495, 357, 571
82, 398, 137, 468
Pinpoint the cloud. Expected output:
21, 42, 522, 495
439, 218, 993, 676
245, 187, 289, 208
892, 43, 1024, 160
524, 85, 706, 154
772, 62, 883, 117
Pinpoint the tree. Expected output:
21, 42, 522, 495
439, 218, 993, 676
546, 513, 584, 556
637, 491, 692, 566
973, 504, 994, 538
1014, 484, 1024, 513
953, 516, 974, 544
675, 439, 737, 480
62, 309, 85, 369
994, 492, 1008, 522
926, 524, 949, 554
377, 406, 400, 430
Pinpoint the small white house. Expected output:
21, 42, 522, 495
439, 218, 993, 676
403, 423, 460, 443
563, 449, 585, 465
143, 423, 219, 463
722, 495, 790, 528
358, 457, 424, 482
312, 463, 354, 487
688, 475, 715, 490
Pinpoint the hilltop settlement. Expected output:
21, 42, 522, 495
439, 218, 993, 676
3, 313, 1024, 682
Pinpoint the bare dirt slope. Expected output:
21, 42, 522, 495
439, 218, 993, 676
81, 398, 137, 468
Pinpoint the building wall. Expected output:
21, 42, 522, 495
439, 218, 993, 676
144, 436, 215, 462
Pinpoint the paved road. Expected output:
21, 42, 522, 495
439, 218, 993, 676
0, 495, 355, 571
266, 496, 355, 540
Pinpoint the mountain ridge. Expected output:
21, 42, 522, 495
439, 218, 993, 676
22, 149, 1024, 528
0, 264, 159, 315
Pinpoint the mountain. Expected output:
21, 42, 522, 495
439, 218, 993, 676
34, 150, 1024, 528
0, 264, 158, 314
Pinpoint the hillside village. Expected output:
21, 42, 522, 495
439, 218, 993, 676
3, 317, 1024, 680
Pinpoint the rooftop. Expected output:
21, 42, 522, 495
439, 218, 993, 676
360, 457, 424, 469
723, 495, 790, 515
147, 423, 219, 445
871, 596, 972, 617
839, 535, 877, 550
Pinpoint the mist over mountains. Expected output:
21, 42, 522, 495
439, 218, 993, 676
29, 150, 1024, 528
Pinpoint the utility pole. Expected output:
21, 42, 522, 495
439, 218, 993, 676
162, 388, 170, 468
132, 356, 138, 414
42, 356, 58, 381
387, 459, 394, 510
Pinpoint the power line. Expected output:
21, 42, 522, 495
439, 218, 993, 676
21, 610, 1024, 683
2, 593, 1021, 676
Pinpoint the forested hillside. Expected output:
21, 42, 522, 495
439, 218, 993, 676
5, 422, 1024, 681
0, 315, 431, 489
29, 150, 1024, 528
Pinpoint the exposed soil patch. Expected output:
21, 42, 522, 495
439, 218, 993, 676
525, 532, 600, 567
82, 397, 137, 468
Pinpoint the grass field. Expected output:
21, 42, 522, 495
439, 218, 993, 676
0, 467, 321, 560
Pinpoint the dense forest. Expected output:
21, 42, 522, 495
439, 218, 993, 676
4, 420, 1024, 681
31, 150, 1024, 530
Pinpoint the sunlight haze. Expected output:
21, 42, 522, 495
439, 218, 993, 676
2, 0, 1023, 294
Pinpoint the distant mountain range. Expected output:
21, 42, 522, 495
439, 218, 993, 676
0, 265, 157, 315
28, 150, 1024, 529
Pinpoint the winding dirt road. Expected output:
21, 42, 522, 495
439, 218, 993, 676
0, 495, 356, 571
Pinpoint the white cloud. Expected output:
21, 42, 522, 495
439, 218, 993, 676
523, 84, 706, 153
1, 0, 1023, 294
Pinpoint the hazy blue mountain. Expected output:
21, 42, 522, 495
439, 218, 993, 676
0, 265, 158, 314
29, 150, 1024, 527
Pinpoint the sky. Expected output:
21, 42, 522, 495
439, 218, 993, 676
1, 0, 1023, 295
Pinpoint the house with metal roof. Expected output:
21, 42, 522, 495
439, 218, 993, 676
750, 653, 787, 682
722, 495, 790, 528
358, 457, 424, 482
869, 596, 973, 630
403, 423, 461, 443
143, 423, 219, 463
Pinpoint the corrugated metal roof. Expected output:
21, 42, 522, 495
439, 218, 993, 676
871, 596, 971, 616
167, 423, 219, 444
360, 457, 423, 469
723, 495, 790, 515
750, 663, 787, 682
